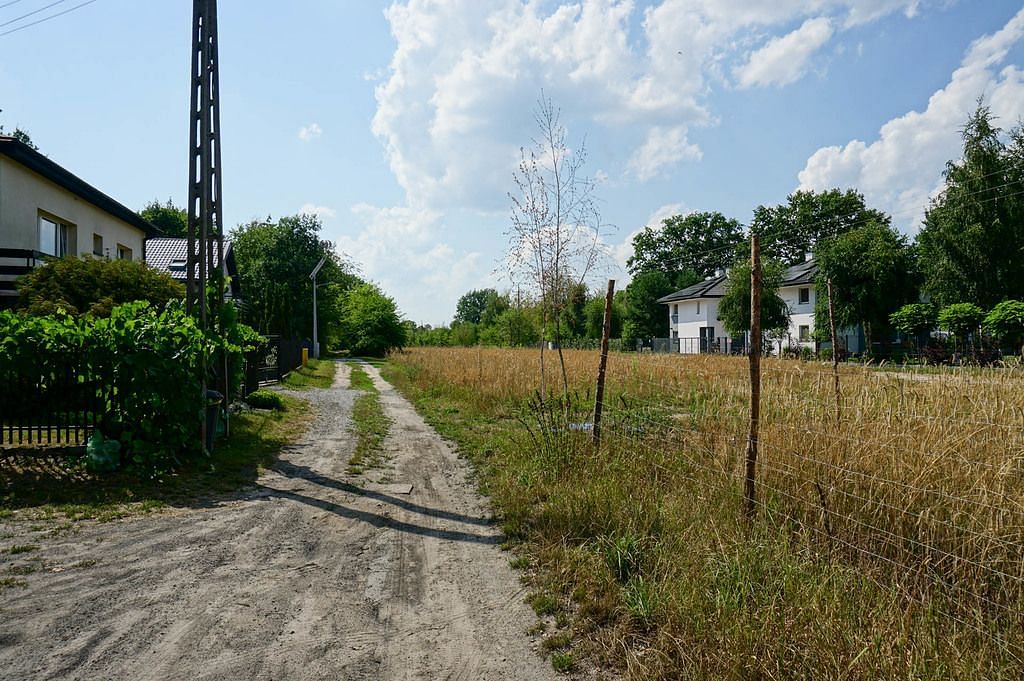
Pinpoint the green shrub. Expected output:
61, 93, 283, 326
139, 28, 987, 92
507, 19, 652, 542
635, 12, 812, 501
0, 301, 232, 476
246, 389, 284, 411
16, 255, 184, 317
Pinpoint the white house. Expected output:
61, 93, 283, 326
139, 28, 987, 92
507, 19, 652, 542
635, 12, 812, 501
0, 135, 160, 308
658, 257, 864, 355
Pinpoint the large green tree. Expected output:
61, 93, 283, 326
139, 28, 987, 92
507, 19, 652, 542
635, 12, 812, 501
627, 211, 744, 282
454, 288, 503, 325
752, 189, 890, 265
583, 294, 623, 340
815, 222, 917, 350
336, 283, 406, 356
140, 199, 188, 237
230, 214, 359, 347
917, 106, 1024, 307
621, 270, 679, 341
16, 256, 184, 317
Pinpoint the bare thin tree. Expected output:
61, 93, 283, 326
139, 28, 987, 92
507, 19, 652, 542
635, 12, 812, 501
506, 93, 610, 402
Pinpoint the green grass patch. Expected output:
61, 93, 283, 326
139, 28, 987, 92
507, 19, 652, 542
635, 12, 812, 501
542, 632, 571, 652
0, 394, 313, 521
245, 389, 285, 410
348, 362, 378, 392
0, 577, 28, 590
527, 591, 559, 616
282, 358, 336, 390
347, 364, 390, 473
5, 544, 39, 555
550, 652, 574, 673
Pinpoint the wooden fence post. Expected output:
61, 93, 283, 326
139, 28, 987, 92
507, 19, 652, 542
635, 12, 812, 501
593, 279, 616, 448
827, 277, 841, 423
744, 234, 762, 519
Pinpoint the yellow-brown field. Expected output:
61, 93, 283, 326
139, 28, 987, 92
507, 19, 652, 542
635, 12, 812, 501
386, 347, 1024, 679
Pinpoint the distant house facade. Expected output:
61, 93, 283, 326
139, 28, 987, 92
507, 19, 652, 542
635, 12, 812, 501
145, 238, 242, 302
0, 136, 160, 308
658, 257, 863, 355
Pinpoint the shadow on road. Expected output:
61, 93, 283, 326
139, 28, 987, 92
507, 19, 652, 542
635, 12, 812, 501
256, 483, 502, 546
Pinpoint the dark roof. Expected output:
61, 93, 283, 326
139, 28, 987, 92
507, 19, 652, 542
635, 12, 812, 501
657, 275, 727, 304
782, 258, 818, 286
0, 136, 161, 238
657, 258, 819, 304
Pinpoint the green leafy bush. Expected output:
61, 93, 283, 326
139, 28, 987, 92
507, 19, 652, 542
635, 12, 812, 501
0, 301, 229, 476
938, 303, 986, 345
889, 303, 937, 337
245, 389, 284, 411
984, 300, 1024, 356
15, 256, 184, 317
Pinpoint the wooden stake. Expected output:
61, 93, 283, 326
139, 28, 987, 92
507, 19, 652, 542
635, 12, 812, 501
827, 277, 841, 423
593, 279, 615, 448
744, 234, 762, 519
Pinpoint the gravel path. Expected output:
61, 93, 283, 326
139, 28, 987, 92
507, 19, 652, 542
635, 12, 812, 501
0, 362, 560, 680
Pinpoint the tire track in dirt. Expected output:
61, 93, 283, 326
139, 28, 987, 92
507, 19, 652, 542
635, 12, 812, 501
0, 361, 563, 680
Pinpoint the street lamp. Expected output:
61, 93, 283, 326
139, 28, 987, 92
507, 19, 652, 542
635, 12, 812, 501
309, 255, 327, 359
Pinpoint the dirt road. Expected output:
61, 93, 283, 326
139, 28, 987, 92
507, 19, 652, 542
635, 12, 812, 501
0, 363, 560, 680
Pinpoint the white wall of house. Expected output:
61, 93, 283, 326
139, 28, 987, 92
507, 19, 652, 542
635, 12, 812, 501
0, 156, 146, 260
667, 298, 728, 353
778, 284, 817, 349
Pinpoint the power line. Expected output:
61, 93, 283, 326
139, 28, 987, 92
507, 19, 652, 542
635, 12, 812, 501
0, 0, 71, 28
0, 0, 97, 37
0, 0, 28, 10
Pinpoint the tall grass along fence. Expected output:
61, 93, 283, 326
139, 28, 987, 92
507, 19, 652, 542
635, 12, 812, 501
0, 302, 222, 474
392, 346, 1024, 678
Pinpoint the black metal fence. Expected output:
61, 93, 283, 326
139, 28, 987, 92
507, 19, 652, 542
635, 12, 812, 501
242, 336, 307, 395
1, 356, 108, 447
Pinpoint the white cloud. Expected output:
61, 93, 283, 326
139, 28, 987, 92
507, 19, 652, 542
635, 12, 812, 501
298, 123, 323, 142
358, 0, 933, 321
798, 7, 1024, 232
299, 203, 337, 220
734, 17, 835, 88
331, 204, 488, 325
627, 126, 703, 181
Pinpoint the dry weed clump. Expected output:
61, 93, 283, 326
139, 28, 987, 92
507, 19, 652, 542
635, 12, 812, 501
390, 347, 1024, 678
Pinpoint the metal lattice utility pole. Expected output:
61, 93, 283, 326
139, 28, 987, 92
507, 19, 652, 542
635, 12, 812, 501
187, 0, 225, 449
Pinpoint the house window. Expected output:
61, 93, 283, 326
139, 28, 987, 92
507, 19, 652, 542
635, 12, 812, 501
696, 301, 701, 314
38, 216, 70, 256
93, 234, 103, 257
116, 244, 133, 261
799, 325, 810, 342
799, 287, 810, 304
673, 304, 678, 314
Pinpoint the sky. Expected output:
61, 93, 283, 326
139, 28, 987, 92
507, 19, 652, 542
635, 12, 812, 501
2, 1, 1023, 326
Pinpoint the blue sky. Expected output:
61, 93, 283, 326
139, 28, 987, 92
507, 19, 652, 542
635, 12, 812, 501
2, 1, 1023, 325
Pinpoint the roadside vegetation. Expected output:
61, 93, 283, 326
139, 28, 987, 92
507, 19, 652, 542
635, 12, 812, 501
0, 394, 313, 522
282, 358, 336, 390
347, 363, 391, 473
385, 346, 1024, 679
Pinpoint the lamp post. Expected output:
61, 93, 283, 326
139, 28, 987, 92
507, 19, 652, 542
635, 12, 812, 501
309, 255, 327, 359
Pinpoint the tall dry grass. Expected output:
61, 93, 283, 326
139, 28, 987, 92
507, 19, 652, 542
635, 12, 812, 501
388, 347, 1024, 678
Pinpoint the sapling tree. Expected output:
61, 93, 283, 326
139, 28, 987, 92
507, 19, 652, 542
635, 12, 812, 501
506, 93, 610, 399
938, 303, 986, 352
983, 300, 1024, 357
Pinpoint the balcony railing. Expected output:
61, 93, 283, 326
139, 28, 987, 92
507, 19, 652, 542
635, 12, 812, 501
0, 249, 48, 298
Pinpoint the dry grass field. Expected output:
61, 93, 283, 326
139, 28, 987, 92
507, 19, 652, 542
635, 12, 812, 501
384, 347, 1024, 679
